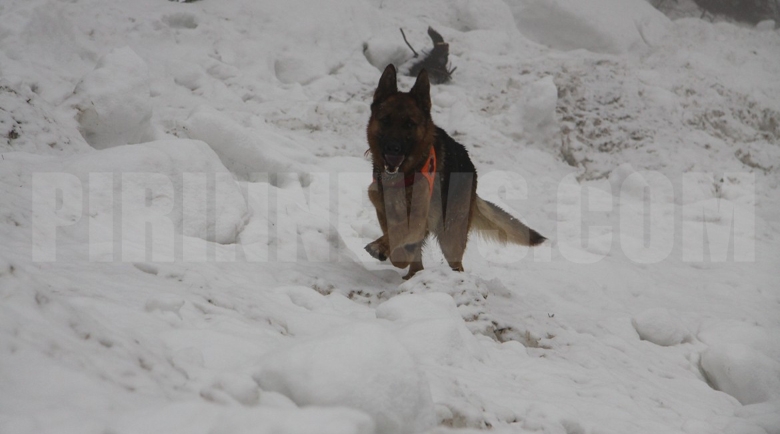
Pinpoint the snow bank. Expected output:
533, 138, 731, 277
60, 139, 249, 245
68, 47, 155, 149
507, 0, 670, 54
113, 401, 376, 434
700, 344, 780, 405
697, 320, 780, 405
253, 324, 435, 434
698, 321, 780, 362
736, 401, 780, 434
182, 106, 313, 181
373, 0, 516, 33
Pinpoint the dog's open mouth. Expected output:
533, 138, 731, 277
383, 154, 405, 174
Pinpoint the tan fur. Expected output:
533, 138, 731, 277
472, 197, 541, 246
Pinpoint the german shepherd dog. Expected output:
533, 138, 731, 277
365, 64, 545, 279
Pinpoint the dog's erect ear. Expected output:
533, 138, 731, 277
373, 64, 398, 104
409, 69, 431, 113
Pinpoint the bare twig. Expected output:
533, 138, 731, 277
399, 28, 419, 58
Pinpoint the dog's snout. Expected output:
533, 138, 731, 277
385, 142, 403, 155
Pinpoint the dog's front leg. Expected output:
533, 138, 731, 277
365, 182, 390, 261
385, 181, 430, 269
384, 181, 431, 252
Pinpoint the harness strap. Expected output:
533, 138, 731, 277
371, 145, 437, 199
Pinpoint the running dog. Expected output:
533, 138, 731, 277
364, 64, 545, 279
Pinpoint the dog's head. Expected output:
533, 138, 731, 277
367, 64, 434, 175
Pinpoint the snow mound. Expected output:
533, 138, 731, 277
700, 344, 780, 405
377, 293, 483, 368
182, 106, 312, 181
62, 139, 249, 245
507, 0, 670, 54
69, 47, 155, 149
376, 292, 463, 322
397, 269, 497, 337
253, 324, 435, 434
631, 308, 689, 346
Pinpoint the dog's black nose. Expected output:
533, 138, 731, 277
385, 142, 403, 155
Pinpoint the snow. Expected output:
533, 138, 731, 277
700, 344, 780, 405
1, 0, 780, 433
254, 323, 436, 434
181, 105, 313, 180
68, 47, 155, 149
506, 0, 670, 54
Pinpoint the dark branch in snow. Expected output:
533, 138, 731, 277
399, 28, 419, 58
405, 27, 457, 84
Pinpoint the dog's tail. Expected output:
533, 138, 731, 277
472, 196, 546, 246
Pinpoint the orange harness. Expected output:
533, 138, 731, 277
372, 146, 437, 199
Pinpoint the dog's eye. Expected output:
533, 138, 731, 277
405, 119, 416, 129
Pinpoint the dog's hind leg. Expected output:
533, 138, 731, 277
439, 222, 467, 272
402, 241, 425, 280
437, 173, 474, 273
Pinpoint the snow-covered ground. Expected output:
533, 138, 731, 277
1, 0, 779, 433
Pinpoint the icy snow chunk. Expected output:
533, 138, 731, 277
172, 62, 207, 91
70, 47, 154, 149
254, 323, 435, 434
144, 294, 185, 316
363, 32, 413, 72
700, 344, 780, 405
507, 0, 670, 54
182, 106, 312, 181
631, 308, 689, 346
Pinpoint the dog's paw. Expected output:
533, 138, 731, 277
364, 240, 388, 261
